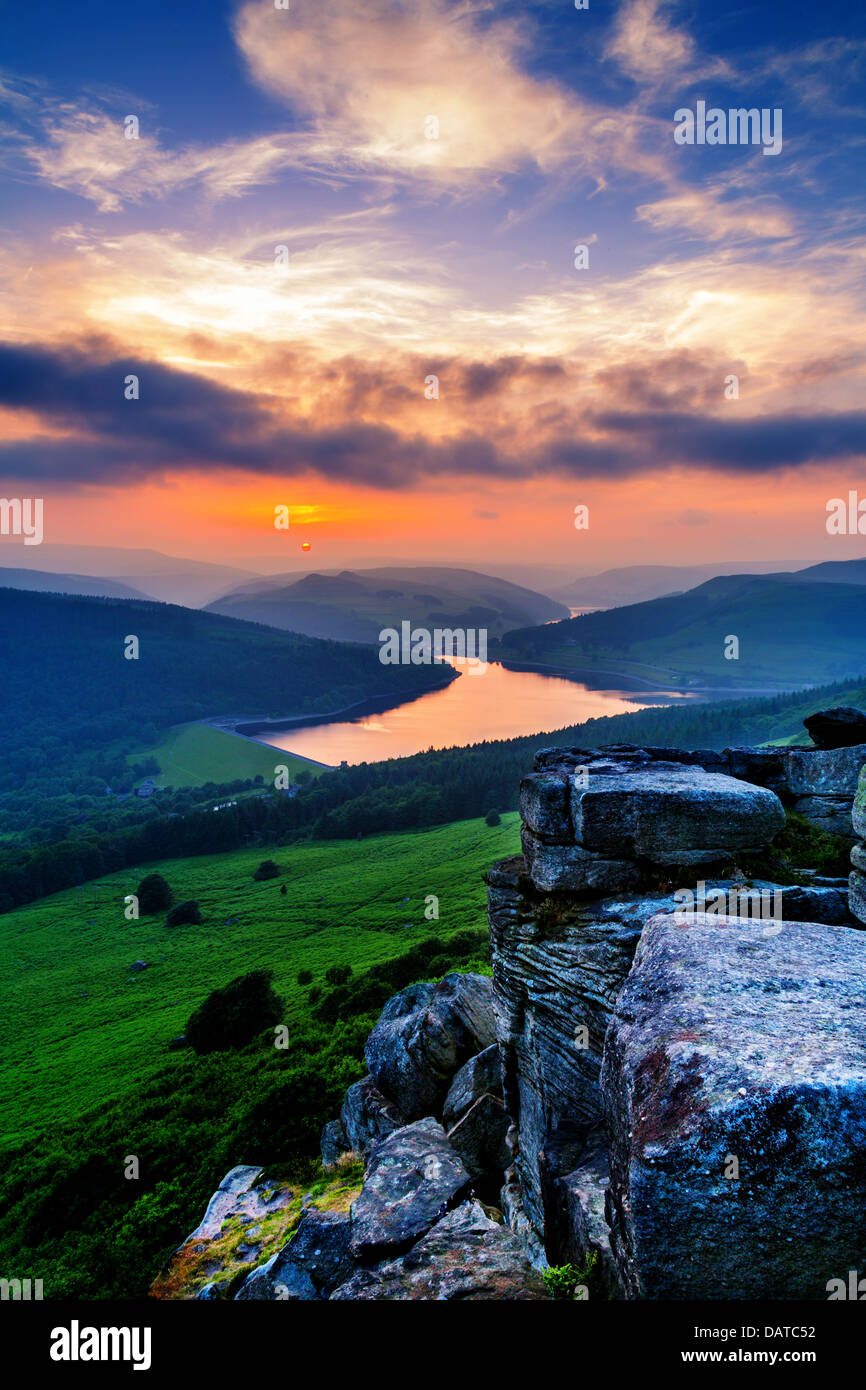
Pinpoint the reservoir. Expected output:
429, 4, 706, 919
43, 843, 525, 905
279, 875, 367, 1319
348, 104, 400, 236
257, 659, 694, 766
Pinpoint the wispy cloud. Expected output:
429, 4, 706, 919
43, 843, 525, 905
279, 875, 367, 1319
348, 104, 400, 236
7, 105, 294, 212
604, 0, 729, 87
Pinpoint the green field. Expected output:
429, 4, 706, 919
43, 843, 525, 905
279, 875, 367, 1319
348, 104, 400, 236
128, 721, 331, 789
0, 814, 520, 1147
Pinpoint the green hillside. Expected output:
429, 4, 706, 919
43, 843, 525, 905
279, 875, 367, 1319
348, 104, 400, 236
0, 586, 452, 841
0, 586, 453, 740
0, 815, 517, 1298
0, 815, 518, 1146
500, 571, 866, 689
127, 721, 331, 788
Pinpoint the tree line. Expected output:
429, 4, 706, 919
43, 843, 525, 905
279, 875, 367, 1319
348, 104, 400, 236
2, 675, 862, 912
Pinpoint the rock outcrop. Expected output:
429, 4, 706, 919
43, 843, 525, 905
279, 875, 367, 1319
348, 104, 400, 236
232, 1117, 544, 1300
521, 754, 785, 892
364, 974, 496, 1120
320, 971, 507, 1190
488, 737, 866, 1300
804, 706, 866, 748
528, 713, 866, 839
162, 718, 866, 1303
339, 1075, 404, 1158
528, 756, 784, 864
331, 1200, 548, 1300
786, 743, 866, 836
151, 1166, 303, 1300
235, 1208, 355, 1300
348, 1118, 473, 1262
603, 912, 866, 1299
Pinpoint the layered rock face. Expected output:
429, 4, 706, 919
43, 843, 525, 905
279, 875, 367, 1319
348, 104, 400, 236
489, 854, 662, 1240
786, 744, 866, 837
523, 724, 866, 839
488, 739, 866, 1299
521, 750, 785, 891
603, 913, 866, 1298
490, 749, 787, 1250
852, 765, 866, 925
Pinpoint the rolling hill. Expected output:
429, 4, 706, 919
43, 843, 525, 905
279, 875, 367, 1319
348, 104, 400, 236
500, 563, 866, 689
0, 544, 259, 607
206, 566, 568, 642
0, 586, 454, 742
0, 588, 456, 851
550, 560, 789, 610
0, 566, 150, 601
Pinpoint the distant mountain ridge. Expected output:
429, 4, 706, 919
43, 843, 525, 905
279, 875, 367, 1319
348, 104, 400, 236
206, 565, 568, 643
501, 558, 866, 690
551, 560, 803, 609
0, 568, 150, 601
0, 544, 258, 607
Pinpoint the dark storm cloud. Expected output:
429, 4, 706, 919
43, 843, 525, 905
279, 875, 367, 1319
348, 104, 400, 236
594, 410, 866, 470
458, 356, 566, 402
0, 341, 863, 489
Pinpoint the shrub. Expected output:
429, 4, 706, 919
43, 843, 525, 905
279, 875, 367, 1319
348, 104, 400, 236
543, 1263, 580, 1300
311, 930, 490, 1025
740, 810, 851, 882
485, 809, 501, 826
297, 969, 313, 987
185, 969, 284, 1053
324, 964, 352, 987
253, 859, 281, 881
136, 872, 173, 915
165, 900, 203, 927
424, 954, 453, 977
237, 1067, 341, 1163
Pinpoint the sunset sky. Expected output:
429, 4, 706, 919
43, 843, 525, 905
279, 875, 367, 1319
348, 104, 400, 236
1, 0, 864, 574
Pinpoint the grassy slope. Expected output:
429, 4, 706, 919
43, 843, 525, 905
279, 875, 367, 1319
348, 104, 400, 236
501, 576, 866, 689
0, 814, 520, 1147
127, 722, 330, 787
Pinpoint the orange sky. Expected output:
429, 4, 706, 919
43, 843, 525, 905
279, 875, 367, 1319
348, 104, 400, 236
1, 0, 864, 576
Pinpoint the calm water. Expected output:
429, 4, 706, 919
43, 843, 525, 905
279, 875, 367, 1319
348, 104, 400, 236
260, 660, 692, 766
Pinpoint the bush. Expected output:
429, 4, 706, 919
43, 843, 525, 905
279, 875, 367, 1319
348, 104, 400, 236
237, 1068, 339, 1163
311, 930, 489, 1025
185, 969, 284, 1054
740, 810, 851, 882
424, 954, 453, 977
485, 809, 501, 826
253, 859, 281, 881
136, 872, 173, 915
324, 964, 352, 987
297, 969, 313, 986
165, 900, 203, 928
